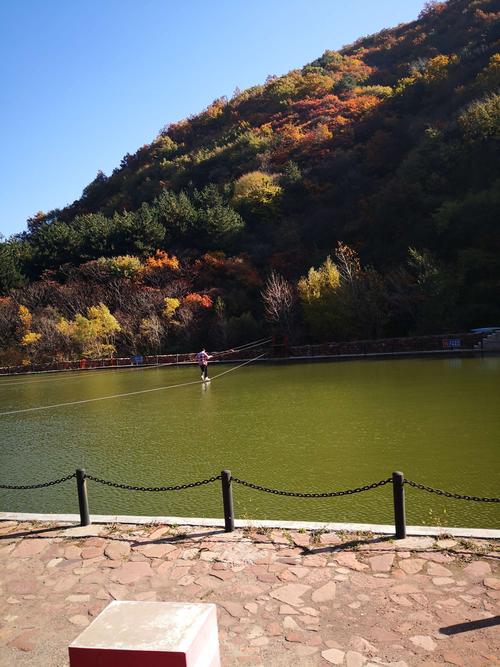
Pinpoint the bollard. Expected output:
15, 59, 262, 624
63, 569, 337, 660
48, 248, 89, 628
392, 471, 406, 539
76, 468, 90, 527
221, 470, 234, 532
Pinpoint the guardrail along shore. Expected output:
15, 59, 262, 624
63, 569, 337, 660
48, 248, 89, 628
0, 332, 487, 376
1, 470, 498, 538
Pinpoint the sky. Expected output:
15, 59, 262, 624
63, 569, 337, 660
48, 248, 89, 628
0, 0, 426, 237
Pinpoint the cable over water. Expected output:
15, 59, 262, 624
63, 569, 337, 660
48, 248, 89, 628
0, 337, 271, 388
0, 353, 267, 417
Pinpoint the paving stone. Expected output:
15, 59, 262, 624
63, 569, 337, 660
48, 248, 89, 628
436, 539, 457, 549
219, 601, 246, 618
279, 604, 298, 615
63, 525, 105, 537
370, 627, 399, 643
442, 651, 465, 666
463, 561, 492, 578
333, 552, 368, 571
64, 545, 82, 560
7, 629, 39, 652
147, 527, 172, 540
283, 616, 300, 630
295, 645, 319, 656
391, 583, 420, 594
54, 574, 79, 592
311, 581, 336, 602
399, 558, 425, 575
111, 561, 153, 584
389, 594, 413, 607
368, 553, 395, 572
0, 522, 498, 667
320, 532, 342, 546
104, 541, 131, 560
12, 539, 47, 558
288, 532, 309, 548
269, 583, 311, 606
303, 554, 328, 567
135, 543, 177, 558
66, 594, 90, 603
427, 563, 453, 577
69, 614, 90, 627
432, 576, 455, 586
81, 546, 104, 559
0, 521, 18, 535
346, 651, 367, 667
322, 648, 345, 664
266, 621, 282, 636
350, 636, 378, 654
410, 635, 437, 651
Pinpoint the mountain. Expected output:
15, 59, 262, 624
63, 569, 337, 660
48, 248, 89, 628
1, 0, 499, 363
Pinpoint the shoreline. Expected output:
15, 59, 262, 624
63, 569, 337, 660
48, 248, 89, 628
1, 513, 499, 540
0, 347, 496, 378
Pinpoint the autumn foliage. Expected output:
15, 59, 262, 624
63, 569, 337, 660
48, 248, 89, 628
1, 0, 499, 362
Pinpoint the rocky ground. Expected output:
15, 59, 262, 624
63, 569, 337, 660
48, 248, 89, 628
0, 520, 498, 666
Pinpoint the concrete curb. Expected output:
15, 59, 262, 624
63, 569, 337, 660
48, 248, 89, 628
1, 512, 498, 539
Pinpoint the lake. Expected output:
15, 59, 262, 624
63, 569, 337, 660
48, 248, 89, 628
1, 357, 499, 528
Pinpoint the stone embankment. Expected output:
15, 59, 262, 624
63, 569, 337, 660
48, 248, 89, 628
0, 520, 498, 666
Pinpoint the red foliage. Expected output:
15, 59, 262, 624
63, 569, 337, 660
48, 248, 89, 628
184, 293, 213, 308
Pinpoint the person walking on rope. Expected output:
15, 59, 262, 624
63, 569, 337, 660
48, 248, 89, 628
196, 348, 213, 381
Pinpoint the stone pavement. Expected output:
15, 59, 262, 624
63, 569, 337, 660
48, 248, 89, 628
0, 520, 498, 666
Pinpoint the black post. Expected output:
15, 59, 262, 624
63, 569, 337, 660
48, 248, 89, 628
221, 470, 234, 532
392, 471, 406, 539
76, 468, 90, 526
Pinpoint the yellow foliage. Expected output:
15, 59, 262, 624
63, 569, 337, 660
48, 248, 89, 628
298, 256, 340, 302
97, 255, 143, 278
57, 303, 121, 359
314, 123, 333, 143
394, 75, 419, 95
164, 297, 181, 319
423, 55, 451, 82
21, 331, 41, 347
18, 305, 32, 330
477, 53, 500, 90
233, 171, 282, 208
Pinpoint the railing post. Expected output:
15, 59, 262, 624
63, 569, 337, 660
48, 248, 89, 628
221, 470, 234, 532
392, 471, 406, 539
76, 468, 90, 526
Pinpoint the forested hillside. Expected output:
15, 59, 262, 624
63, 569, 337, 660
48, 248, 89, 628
1, 0, 499, 363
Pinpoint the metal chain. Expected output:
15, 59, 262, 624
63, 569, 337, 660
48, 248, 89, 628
0, 472, 76, 490
232, 477, 392, 498
84, 473, 221, 492
406, 479, 500, 503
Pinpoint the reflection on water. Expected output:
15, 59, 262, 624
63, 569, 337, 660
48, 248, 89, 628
1, 357, 499, 528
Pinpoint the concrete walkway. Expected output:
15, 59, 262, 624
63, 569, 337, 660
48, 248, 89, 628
0, 520, 498, 666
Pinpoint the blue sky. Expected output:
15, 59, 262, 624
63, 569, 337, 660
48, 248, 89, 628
0, 0, 426, 237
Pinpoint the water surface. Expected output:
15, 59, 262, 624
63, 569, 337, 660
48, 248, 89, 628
1, 357, 499, 528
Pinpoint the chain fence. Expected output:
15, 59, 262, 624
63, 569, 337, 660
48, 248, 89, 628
1, 472, 499, 502
232, 476, 392, 497
406, 479, 500, 503
1, 469, 498, 536
0, 472, 76, 490
84, 473, 221, 493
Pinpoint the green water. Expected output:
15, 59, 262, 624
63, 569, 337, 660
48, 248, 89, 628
0, 357, 499, 528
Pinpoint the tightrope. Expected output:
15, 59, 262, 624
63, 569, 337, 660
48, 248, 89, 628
0, 354, 267, 416
0, 338, 271, 388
